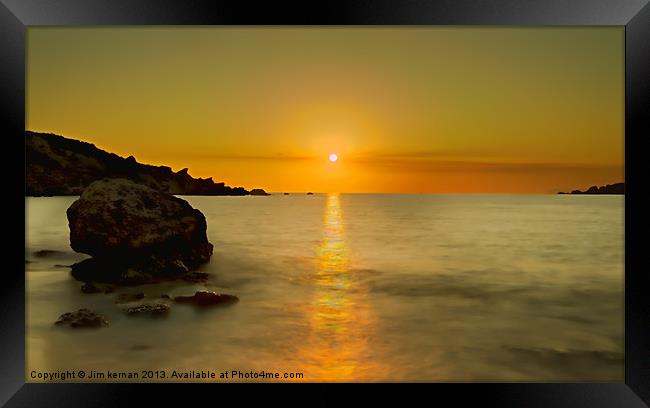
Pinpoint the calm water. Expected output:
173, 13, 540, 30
25, 194, 624, 382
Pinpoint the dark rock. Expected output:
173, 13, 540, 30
34, 249, 62, 258
307, 192, 314, 195
115, 292, 145, 303
250, 188, 270, 196
71, 259, 154, 285
559, 182, 624, 195
71, 259, 211, 286
174, 291, 239, 307
160, 294, 170, 299
81, 282, 102, 294
181, 271, 210, 283
126, 303, 170, 316
283, 193, 290, 195
55, 309, 108, 328
81, 282, 115, 294
67, 179, 213, 284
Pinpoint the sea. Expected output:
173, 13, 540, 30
25, 193, 624, 382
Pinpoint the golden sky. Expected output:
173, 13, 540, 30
27, 27, 624, 193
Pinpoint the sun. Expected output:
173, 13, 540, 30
329, 153, 338, 163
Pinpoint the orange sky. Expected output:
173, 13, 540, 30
27, 27, 624, 193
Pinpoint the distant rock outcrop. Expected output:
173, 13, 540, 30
558, 182, 624, 195
249, 188, 271, 196
26, 131, 250, 196
67, 179, 213, 285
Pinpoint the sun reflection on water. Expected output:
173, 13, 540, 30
298, 193, 378, 381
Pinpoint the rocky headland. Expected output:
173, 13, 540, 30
26, 130, 268, 196
558, 182, 624, 195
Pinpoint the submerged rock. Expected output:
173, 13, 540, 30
174, 291, 239, 307
67, 179, 213, 284
181, 271, 210, 283
81, 282, 101, 294
55, 309, 108, 328
81, 282, 115, 294
34, 249, 63, 258
71, 260, 210, 286
115, 292, 145, 303
71, 260, 158, 285
126, 303, 170, 316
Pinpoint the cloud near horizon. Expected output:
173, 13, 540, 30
176, 150, 622, 176
348, 155, 622, 175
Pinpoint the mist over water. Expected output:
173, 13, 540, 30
26, 194, 623, 381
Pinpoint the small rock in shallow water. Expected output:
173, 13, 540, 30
34, 249, 62, 258
160, 294, 170, 299
126, 303, 170, 316
174, 291, 239, 306
55, 309, 108, 328
181, 271, 210, 283
115, 292, 145, 303
81, 282, 115, 294
81, 282, 102, 294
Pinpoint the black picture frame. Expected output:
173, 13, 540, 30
2, 0, 649, 406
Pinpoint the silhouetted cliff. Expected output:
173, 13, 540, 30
26, 131, 254, 196
558, 183, 624, 195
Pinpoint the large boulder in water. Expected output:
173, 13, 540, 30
67, 178, 213, 284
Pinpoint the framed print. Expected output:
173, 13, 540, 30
1, 0, 649, 406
